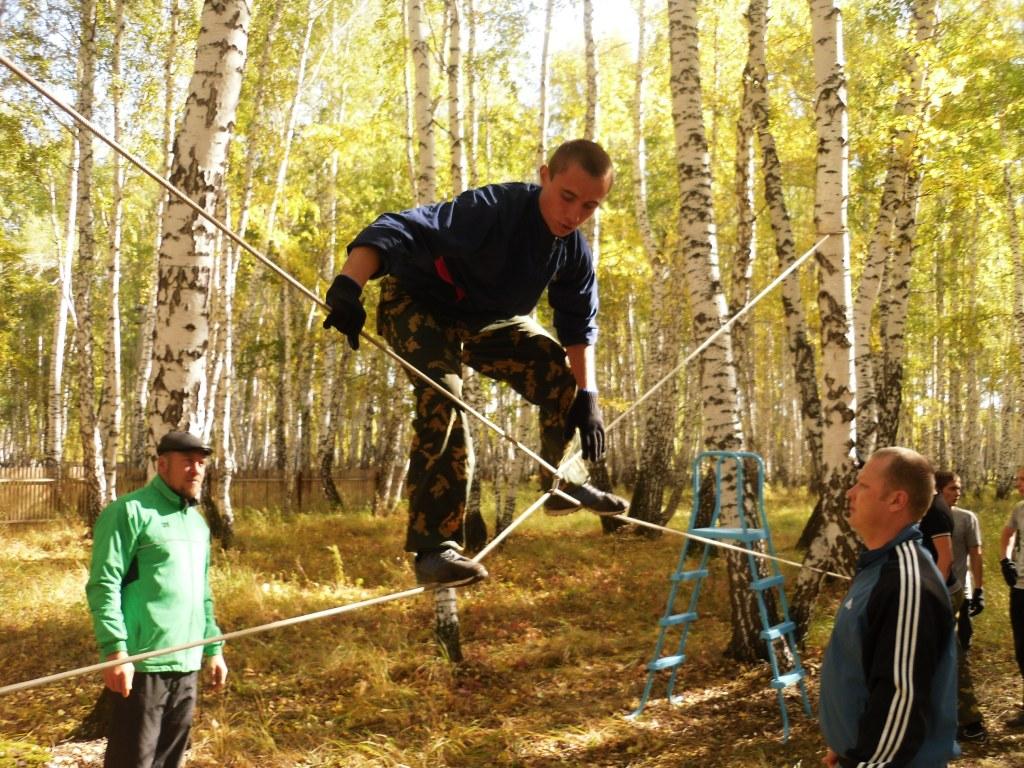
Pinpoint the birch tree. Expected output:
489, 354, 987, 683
627, 0, 684, 528
72, 0, 106, 522
130, 0, 182, 470
446, 0, 465, 194
408, 0, 435, 204
745, 0, 822, 490
535, 0, 554, 169
45, 141, 77, 479
148, 0, 251, 465
855, 0, 937, 455
99, 0, 126, 503
791, 0, 859, 637
667, 0, 766, 661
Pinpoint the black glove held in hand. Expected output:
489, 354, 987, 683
1002, 558, 1018, 588
968, 586, 985, 616
564, 390, 605, 462
323, 274, 366, 350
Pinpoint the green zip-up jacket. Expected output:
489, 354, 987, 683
85, 474, 223, 672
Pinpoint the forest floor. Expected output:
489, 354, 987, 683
2, 487, 1024, 767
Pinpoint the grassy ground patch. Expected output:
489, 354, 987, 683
2, 487, 1023, 766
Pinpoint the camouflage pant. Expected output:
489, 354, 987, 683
951, 588, 983, 726
377, 277, 588, 552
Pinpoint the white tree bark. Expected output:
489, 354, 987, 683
45, 140, 78, 476
535, 0, 554, 169
72, 0, 106, 521
99, 0, 126, 503
791, 0, 859, 636
668, 0, 765, 661
446, 0, 465, 194
464, 0, 478, 188
131, 0, 182, 470
580, 0, 601, 261
148, 0, 251, 471
746, 0, 822, 491
408, 0, 436, 204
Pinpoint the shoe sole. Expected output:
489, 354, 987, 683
544, 503, 629, 517
417, 573, 488, 590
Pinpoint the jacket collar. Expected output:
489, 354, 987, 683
857, 523, 922, 571
150, 473, 193, 510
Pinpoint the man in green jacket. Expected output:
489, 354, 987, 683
86, 431, 227, 768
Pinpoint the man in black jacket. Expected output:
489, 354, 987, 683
820, 447, 958, 767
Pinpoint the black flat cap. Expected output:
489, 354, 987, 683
157, 431, 213, 456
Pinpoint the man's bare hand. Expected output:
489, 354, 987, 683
103, 651, 134, 698
206, 653, 228, 692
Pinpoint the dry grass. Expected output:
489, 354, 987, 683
2, 487, 1024, 767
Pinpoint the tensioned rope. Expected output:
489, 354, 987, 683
0, 50, 846, 698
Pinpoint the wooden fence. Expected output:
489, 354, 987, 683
0, 465, 378, 524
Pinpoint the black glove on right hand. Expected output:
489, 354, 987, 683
1002, 558, 1018, 588
564, 390, 605, 462
323, 274, 366, 350
968, 586, 985, 616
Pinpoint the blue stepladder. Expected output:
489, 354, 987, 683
629, 450, 812, 740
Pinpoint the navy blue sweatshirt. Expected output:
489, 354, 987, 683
347, 182, 599, 346
819, 525, 958, 767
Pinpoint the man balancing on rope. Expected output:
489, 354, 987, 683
323, 139, 628, 588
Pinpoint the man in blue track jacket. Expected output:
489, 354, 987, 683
322, 139, 628, 588
820, 446, 958, 767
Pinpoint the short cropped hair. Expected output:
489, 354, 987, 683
934, 470, 957, 492
547, 139, 614, 184
873, 446, 936, 521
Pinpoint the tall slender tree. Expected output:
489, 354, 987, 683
148, 0, 252, 466
791, 0, 859, 637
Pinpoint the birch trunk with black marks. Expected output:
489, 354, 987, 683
148, 0, 251, 471
791, 0, 859, 638
131, 0, 181, 470
627, 0, 683, 529
580, 0, 600, 260
408, 0, 435, 204
73, 0, 106, 524
731, 9, 757, 453
100, 0, 125, 504
746, 0, 822, 493
668, 0, 766, 662
535, 0, 554, 169
446, 0, 465, 195
45, 143, 77, 478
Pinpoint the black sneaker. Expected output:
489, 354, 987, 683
544, 482, 629, 516
414, 543, 488, 588
957, 722, 987, 743
1006, 710, 1024, 729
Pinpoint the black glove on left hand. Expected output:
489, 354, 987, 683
564, 390, 605, 462
968, 586, 985, 616
1002, 558, 1018, 588
323, 274, 366, 350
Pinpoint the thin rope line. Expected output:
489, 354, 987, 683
0, 586, 425, 697
609, 514, 851, 581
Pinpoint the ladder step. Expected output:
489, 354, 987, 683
648, 654, 686, 672
671, 569, 708, 582
760, 620, 796, 640
659, 611, 697, 627
691, 526, 767, 543
770, 670, 805, 689
750, 574, 785, 591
